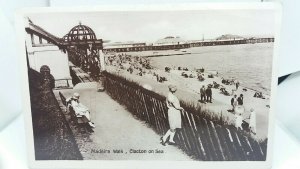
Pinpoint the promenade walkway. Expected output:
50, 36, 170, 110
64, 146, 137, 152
55, 83, 191, 160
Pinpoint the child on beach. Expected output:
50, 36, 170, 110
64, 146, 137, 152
234, 105, 245, 130
249, 108, 257, 135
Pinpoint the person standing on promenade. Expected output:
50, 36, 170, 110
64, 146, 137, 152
237, 94, 244, 105
200, 85, 206, 103
231, 94, 238, 111
206, 86, 212, 103
249, 108, 257, 135
161, 85, 184, 146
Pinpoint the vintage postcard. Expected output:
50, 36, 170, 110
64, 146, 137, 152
16, 3, 281, 169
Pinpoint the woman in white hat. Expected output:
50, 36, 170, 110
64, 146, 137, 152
69, 92, 95, 128
161, 85, 184, 145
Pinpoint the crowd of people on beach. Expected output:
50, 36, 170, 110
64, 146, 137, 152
155, 63, 259, 135
104, 53, 261, 144
106, 53, 152, 73
106, 53, 169, 83
195, 70, 257, 135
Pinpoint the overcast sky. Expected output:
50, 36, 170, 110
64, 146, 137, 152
26, 9, 276, 43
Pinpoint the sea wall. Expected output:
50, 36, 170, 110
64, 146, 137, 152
103, 71, 267, 161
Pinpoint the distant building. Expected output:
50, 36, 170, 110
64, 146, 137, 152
154, 36, 186, 45
103, 36, 190, 53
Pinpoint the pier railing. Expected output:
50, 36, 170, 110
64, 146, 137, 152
103, 71, 267, 161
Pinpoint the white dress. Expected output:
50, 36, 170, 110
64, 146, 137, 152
71, 100, 91, 121
249, 111, 256, 131
235, 114, 243, 130
166, 92, 182, 130
234, 105, 244, 130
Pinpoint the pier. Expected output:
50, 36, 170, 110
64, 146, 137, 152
103, 37, 274, 53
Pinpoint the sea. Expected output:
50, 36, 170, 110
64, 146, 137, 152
149, 43, 274, 94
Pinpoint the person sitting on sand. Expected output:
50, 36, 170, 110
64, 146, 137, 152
220, 87, 230, 96
249, 108, 257, 135
213, 81, 220, 89
254, 91, 265, 99
206, 86, 212, 103
200, 85, 206, 103
198, 74, 204, 81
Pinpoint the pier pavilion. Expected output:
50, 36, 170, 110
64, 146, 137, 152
25, 19, 105, 88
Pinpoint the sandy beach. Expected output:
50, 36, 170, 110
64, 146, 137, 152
105, 44, 273, 140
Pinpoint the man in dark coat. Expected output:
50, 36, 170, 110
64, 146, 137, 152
237, 94, 244, 105
200, 85, 206, 102
206, 86, 212, 103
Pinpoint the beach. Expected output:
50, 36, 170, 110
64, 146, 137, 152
105, 43, 273, 140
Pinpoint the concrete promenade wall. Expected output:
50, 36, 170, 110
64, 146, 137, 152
28, 68, 82, 160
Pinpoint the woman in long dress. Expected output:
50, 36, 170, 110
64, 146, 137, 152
249, 108, 257, 135
161, 85, 184, 146
234, 105, 244, 130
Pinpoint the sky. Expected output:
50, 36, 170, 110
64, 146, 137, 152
26, 9, 276, 43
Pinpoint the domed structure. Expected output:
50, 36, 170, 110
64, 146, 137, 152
63, 22, 97, 42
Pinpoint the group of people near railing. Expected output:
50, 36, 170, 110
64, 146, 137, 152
231, 93, 257, 135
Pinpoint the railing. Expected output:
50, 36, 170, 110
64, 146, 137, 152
103, 71, 267, 161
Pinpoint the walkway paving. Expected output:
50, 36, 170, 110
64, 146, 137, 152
55, 83, 191, 160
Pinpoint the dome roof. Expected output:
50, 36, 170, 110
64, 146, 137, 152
63, 23, 97, 42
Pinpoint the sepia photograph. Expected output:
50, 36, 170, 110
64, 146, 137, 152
18, 4, 280, 168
